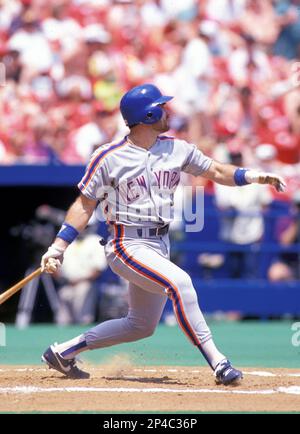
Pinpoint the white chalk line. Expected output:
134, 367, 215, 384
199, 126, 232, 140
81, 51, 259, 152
0, 367, 300, 378
0, 386, 300, 395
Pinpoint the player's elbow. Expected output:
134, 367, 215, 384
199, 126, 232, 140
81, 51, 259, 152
203, 161, 226, 184
213, 167, 236, 186
78, 193, 98, 214
211, 173, 223, 185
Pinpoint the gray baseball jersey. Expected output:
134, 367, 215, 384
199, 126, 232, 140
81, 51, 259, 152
74, 134, 227, 371
78, 135, 212, 226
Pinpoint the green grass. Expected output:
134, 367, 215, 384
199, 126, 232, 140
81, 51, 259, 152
0, 321, 299, 368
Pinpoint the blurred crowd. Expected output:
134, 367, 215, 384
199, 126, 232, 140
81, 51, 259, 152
1, 0, 300, 200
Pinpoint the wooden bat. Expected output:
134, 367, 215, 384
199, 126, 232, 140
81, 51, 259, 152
0, 267, 42, 305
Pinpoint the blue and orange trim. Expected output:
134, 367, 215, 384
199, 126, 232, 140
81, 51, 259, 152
112, 224, 212, 366
158, 135, 174, 141
78, 138, 127, 192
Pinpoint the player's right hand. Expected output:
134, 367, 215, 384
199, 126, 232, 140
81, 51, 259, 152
41, 244, 65, 273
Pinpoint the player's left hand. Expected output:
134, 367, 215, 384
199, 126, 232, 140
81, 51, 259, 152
246, 171, 286, 192
45, 257, 61, 273
258, 173, 286, 192
41, 244, 65, 273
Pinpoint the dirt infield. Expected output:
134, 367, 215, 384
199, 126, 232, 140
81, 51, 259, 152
1, 361, 300, 412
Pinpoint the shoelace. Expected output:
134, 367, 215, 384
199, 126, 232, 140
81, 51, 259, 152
214, 360, 230, 377
69, 357, 84, 370
53, 343, 83, 366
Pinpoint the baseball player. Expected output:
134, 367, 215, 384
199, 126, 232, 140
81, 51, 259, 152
41, 84, 286, 385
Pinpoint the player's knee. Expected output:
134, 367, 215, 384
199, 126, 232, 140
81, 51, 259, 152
140, 324, 156, 338
132, 325, 156, 339
127, 316, 156, 339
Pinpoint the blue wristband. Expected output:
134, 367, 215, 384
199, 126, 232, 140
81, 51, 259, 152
57, 222, 79, 244
234, 168, 250, 186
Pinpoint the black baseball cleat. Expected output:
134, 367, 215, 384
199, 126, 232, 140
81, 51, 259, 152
41, 345, 90, 379
214, 359, 243, 385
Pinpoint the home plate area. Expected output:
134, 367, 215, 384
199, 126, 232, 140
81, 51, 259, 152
1, 365, 300, 412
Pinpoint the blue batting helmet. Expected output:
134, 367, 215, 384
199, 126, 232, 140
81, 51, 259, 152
120, 84, 173, 127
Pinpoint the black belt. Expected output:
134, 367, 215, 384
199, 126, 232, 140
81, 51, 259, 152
99, 224, 169, 246
137, 224, 169, 237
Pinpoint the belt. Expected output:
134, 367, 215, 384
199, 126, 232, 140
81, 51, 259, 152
136, 224, 169, 238
100, 224, 169, 246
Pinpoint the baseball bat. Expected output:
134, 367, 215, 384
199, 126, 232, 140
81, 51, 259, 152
0, 267, 42, 305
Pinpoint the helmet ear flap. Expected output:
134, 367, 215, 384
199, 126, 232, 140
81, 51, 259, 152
146, 111, 153, 120
143, 105, 163, 124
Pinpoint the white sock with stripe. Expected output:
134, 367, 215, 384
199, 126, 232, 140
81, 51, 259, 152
53, 334, 88, 360
201, 338, 226, 370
